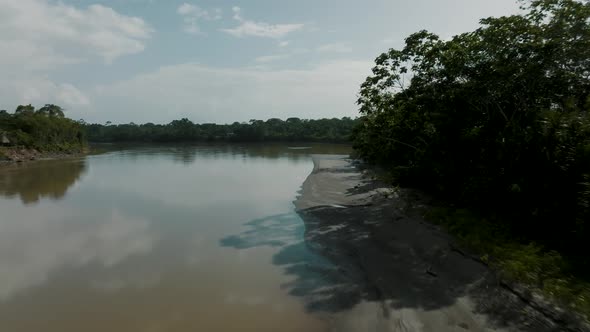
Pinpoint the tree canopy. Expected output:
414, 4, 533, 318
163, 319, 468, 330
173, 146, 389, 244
353, 0, 590, 252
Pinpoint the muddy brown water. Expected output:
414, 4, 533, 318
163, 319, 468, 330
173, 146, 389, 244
0, 144, 351, 332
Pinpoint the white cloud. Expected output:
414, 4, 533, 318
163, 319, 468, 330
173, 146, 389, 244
91, 60, 370, 123
232, 6, 241, 14
0, 0, 151, 111
317, 43, 353, 53
0, 205, 155, 300
255, 55, 289, 63
177, 3, 221, 35
221, 6, 304, 39
0, 0, 153, 64
0, 77, 90, 112
278, 41, 290, 47
0, 40, 84, 72
56, 84, 91, 107
177, 3, 199, 15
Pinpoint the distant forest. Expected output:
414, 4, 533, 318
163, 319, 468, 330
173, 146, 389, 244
84, 117, 358, 143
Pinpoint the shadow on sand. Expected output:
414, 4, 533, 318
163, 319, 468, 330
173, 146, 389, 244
219, 199, 488, 316
219, 204, 565, 331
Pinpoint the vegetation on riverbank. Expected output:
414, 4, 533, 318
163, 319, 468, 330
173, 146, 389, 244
0, 104, 86, 161
425, 207, 590, 318
84, 117, 357, 143
353, 0, 590, 317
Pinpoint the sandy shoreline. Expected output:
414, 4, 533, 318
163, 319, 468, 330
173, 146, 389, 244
294, 155, 587, 332
0, 148, 87, 165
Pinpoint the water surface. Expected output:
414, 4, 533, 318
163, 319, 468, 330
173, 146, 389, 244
0, 144, 350, 332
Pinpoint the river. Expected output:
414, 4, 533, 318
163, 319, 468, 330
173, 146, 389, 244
0, 143, 351, 332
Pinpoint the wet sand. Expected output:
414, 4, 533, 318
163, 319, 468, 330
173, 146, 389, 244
294, 155, 586, 332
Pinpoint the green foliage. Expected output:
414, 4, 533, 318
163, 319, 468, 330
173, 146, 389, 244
0, 104, 86, 152
37, 104, 65, 118
85, 117, 358, 143
356, 0, 590, 315
427, 207, 590, 317
354, 0, 590, 250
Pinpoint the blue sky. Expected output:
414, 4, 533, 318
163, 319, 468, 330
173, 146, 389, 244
0, 0, 521, 124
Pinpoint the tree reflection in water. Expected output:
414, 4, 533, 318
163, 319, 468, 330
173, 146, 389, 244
0, 159, 87, 204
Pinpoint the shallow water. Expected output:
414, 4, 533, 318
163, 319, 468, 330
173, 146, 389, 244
0, 143, 350, 332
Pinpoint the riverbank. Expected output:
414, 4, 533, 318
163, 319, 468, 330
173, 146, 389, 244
294, 155, 589, 332
0, 147, 87, 164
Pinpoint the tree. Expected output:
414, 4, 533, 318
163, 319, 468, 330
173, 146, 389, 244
1, 104, 85, 151
37, 104, 65, 118
15, 104, 35, 116
353, 0, 590, 250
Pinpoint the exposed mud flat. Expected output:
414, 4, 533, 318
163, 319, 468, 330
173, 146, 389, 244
294, 155, 588, 332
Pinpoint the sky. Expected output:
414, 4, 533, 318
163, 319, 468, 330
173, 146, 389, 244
0, 0, 522, 124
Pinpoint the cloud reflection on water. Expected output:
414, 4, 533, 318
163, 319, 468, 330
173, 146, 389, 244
0, 208, 155, 300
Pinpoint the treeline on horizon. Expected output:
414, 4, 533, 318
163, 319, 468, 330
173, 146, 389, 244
0, 105, 85, 152
84, 117, 358, 143
352, 0, 590, 301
